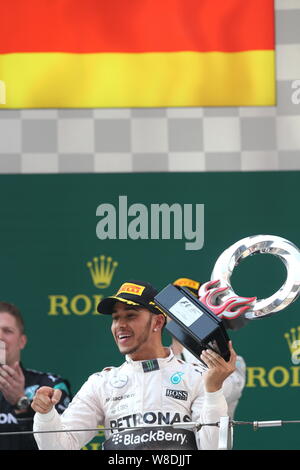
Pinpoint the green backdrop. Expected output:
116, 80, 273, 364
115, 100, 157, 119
0, 171, 300, 450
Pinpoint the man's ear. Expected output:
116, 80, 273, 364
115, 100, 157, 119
153, 314, 166, 331
19, 334, 27, 351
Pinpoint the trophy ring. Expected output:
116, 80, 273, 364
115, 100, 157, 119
210, 234, 300, 321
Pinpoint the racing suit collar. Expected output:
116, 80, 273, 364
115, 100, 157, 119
125, 348, 174, 370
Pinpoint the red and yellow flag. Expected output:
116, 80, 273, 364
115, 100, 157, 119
0, 0, 275, 108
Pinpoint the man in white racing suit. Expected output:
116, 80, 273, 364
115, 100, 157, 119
32, 280, 237, 450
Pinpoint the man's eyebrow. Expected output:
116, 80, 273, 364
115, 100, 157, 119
1, 325, 17, 331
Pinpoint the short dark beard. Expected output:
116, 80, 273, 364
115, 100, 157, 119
123, 313, 153, 356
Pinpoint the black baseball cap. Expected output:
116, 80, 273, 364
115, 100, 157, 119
173, 277, 201, 296
97, 280, 165, 316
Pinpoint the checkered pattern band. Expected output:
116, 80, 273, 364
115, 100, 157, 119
0, 1, 299, 174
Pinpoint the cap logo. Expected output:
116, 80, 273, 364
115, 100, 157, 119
117, 283, 145, 297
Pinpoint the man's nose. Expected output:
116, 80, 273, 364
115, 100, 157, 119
115, 317, 128, 328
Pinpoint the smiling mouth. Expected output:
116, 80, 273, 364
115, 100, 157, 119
117, 334, 133, 344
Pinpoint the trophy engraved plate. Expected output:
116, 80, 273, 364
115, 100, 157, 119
169, 297, 204, 327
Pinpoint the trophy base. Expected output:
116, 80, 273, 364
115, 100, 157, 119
155, 284, 230, 362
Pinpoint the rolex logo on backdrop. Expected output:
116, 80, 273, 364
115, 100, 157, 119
87, 255, 118, 289
246, 325, 300, 389
284, 326, 300, 365
48, 255, 118, 316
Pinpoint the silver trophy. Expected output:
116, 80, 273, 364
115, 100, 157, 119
199, 234, 300, 330
155, 235, 300, 362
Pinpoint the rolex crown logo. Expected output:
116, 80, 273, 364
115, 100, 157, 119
284, 326, 300, 365
87, 255, 118, 289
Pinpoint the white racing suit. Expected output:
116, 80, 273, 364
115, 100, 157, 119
33, 349, 227, 450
